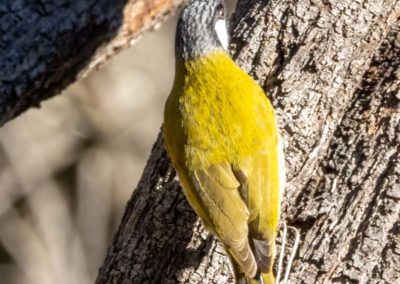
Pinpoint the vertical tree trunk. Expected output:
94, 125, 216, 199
96, 0, 400, 283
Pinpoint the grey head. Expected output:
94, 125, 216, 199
176, 0, 227, 60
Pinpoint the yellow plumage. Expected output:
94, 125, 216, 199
164, 50, 283, 283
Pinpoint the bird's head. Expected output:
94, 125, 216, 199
176, 0, 228, 60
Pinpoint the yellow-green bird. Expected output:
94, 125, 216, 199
163, 0, 285, 283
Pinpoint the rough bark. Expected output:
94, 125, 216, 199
97, 0, 400, 283
0, 0, 184, 126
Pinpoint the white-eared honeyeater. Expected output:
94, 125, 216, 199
163, 1, 284, 283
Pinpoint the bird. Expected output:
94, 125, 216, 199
163, 0, 285, 283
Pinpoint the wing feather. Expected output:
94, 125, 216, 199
188, 163, 257, 277
175, 137, 282, 276
235, 137, 282, 274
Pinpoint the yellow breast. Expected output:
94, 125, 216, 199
164, 51, 277, 170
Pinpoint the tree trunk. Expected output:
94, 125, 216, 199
0, 0, 184, 126
96, 0, 400, 283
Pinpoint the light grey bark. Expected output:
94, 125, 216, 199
97, 0, 400, 283
0, 0, 184, 126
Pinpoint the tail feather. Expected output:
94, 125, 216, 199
252, 238, 275, 273
228, 239, 258, 278
260, 272, 275, 284
244, 272, 275, 284
232, 238, 276, 284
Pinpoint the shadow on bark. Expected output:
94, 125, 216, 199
97, 134, 216, 283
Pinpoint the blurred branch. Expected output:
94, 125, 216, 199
0, 0, 185, 126
96, 0, 400, 283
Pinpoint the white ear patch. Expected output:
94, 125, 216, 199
215, 19, 229, 50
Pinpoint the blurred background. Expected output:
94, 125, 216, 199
0, 15, 178, 284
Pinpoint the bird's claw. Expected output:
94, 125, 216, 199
275, 223, 300, 284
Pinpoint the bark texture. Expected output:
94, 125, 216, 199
97, 0, 400, 283
0, 0, 184, 126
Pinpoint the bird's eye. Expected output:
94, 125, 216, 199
217, 4, 225, 20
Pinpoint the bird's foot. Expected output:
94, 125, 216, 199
275, 223, 300, 284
